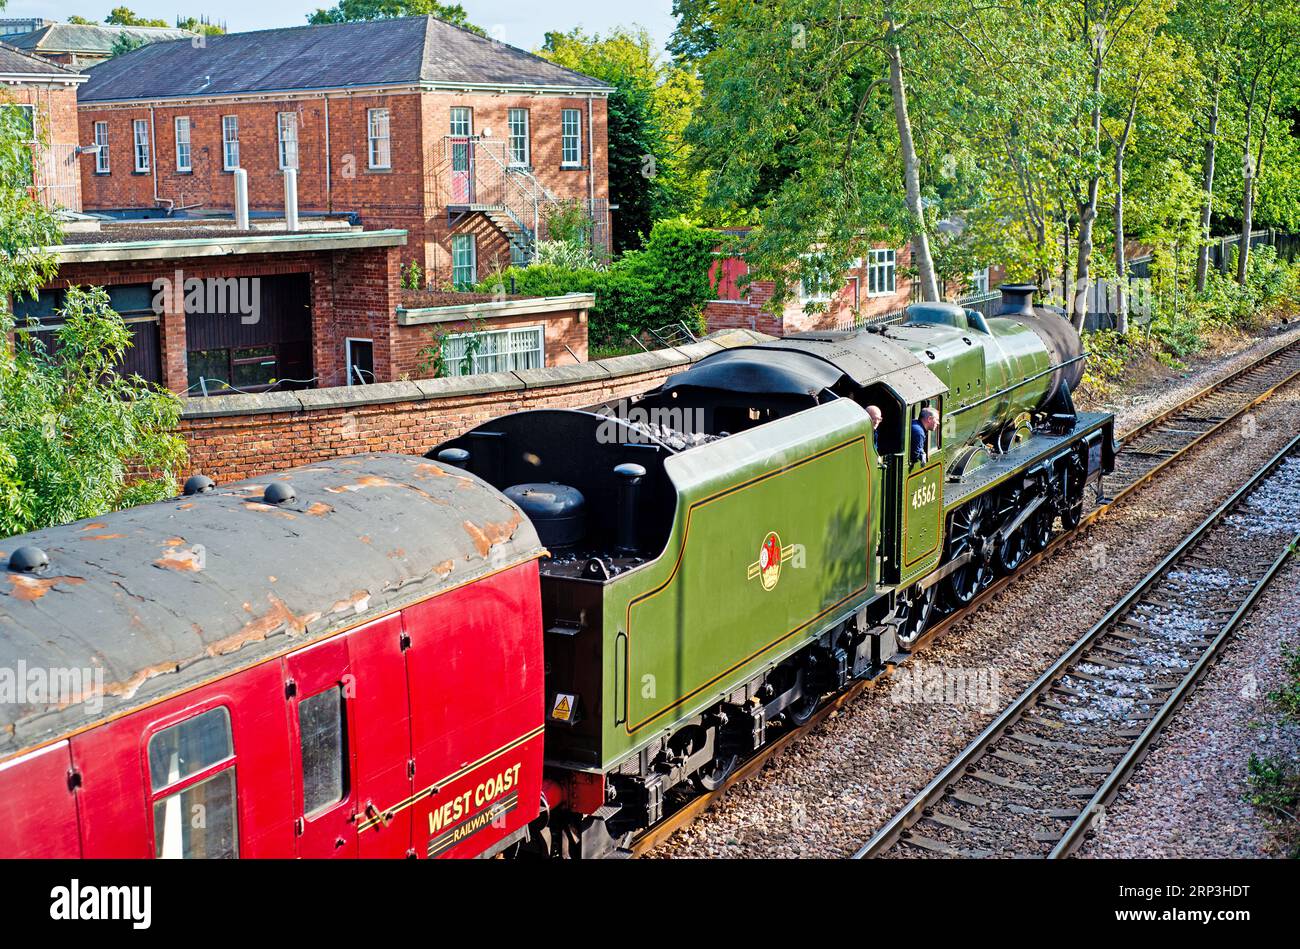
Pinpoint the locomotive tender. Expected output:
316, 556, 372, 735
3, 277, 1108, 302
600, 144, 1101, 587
0, 285, 1113, 859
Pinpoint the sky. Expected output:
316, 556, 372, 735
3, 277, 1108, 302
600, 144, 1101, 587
4, 1, 678, 53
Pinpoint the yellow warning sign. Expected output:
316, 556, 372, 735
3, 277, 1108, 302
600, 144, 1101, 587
551, 693, 575, 722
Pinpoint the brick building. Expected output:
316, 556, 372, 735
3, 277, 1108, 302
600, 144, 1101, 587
74, 16, 613, 286
704, 228, 1000, 336
705, 229, 917, 335
5, 23, 196, 70
13, 218, 594, 397
0, 41, 86, 212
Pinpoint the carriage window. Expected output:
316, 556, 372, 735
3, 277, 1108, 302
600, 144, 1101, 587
299, 686, 347, 814
148, 707, 237, 859
152, 770, 238, 859
148, 707, 232, 790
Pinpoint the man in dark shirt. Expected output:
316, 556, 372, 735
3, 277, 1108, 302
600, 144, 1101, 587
911, 407, 939, 465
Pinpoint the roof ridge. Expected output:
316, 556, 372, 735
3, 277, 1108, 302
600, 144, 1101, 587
418, 14, 611, 89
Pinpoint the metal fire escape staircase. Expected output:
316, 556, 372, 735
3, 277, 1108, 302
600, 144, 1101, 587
441, 136, 552, 266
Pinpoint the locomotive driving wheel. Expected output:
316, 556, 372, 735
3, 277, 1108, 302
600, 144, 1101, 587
991, 490, 1028, 574
1026, 501, 1054, 552
895, 583, 938, 651
942, 495, 995, 608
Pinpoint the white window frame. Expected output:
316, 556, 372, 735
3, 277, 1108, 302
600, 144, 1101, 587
174, 116, 191, 172
221, 115, 239, 171
451, 234, 477, 288
970, 266, 990, 295
442, 325, 544, 377
345, 337, 374, 386
449, 106, 472, 138
508, 108, 529, 167
94, 120, 110, 173
867, 248, 897, 297
133, 118, 150, 173
277, 111, 298, 171
798, 253, 835, 304
561, 109, 582, 167
367, 108, 390, 170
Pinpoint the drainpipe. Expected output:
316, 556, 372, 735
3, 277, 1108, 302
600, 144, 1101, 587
587, 94, 596, 250
149, 106, 173, 213
324, 94, 332, 213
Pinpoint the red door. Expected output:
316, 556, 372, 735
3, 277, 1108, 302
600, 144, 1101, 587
285, 636, 358, 858
451, 137, 475, 204
0, 741, 82, 857
345, 614, 415, 858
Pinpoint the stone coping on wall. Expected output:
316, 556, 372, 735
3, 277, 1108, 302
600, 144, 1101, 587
395, 292, 597, 325
179, 328, 774, 419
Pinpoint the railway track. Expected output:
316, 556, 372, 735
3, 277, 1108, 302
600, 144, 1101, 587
632, 333, 1300, 857
856, 435, 1300, 858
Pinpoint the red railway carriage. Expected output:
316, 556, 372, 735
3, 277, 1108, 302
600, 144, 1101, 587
0, 454, 546, 859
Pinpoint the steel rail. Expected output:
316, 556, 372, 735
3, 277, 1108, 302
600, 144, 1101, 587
855, 434, 1300, 859
631, 335, 1300, 857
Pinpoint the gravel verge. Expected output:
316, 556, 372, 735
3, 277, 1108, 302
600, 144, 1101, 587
1076, 558, 1300, 858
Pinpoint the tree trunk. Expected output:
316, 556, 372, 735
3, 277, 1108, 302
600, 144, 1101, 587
1061, 205, 1071, 309
1071, 48, 1104, 331
1239, 78, 1277, 284
1114, 150, 1127, 334
1195, 83, 1220, 292
886, 33, 940, 302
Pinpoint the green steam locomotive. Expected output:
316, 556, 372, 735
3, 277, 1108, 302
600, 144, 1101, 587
431, 284, 1115, 856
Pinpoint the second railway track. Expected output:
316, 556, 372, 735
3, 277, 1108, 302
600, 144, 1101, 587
634, 333, 1300, 857
856, 434, 1300, 859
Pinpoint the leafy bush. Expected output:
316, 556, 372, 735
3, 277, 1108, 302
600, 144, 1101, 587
478, 218, 716, 345
532, 239, 605, 271
0, 287, 188, 537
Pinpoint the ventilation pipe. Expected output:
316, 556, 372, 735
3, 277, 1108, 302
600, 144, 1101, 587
614, 463, 646, 555
233, 168, 249, 230
282, 167, 297, 231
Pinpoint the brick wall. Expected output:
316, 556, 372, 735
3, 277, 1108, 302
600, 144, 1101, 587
51, 242, 403, 392
704, 244, 916, 336
179, 329, 767, 484
6, 81, 83, 212
392, 302, 590, 379
77, 88, 611, 280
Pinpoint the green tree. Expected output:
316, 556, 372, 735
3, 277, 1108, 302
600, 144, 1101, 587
306, 0, 484, 34
1, 288, 188, 536
105, 7, 169, 27
0, 63, 187, 537
109, 32, 148, 56
67, 15, 99, 24
540, 27, 704, 252
685, 0, 983, 308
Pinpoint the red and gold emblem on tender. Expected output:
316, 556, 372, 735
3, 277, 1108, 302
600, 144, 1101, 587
747, 530, 795, 591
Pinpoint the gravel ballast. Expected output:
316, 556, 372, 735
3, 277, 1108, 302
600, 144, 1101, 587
653, 347, 1300, 859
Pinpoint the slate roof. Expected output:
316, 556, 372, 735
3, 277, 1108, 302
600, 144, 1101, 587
79, 15, 612, 103
0, 39, 85, 79
7, 23, 196, 56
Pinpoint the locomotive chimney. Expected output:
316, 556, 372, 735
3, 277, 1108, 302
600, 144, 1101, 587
613, 463, 646, 555
997, 283, 1037, 317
